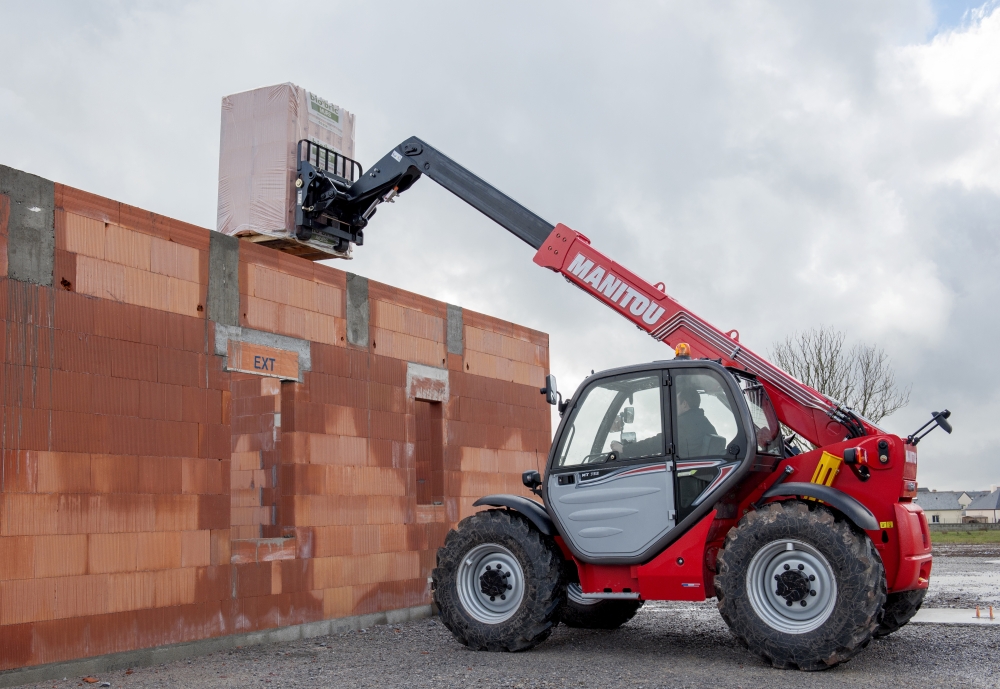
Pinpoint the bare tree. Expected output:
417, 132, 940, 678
771, 326, 910, 423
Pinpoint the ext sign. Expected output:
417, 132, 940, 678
227, 340, 299, 380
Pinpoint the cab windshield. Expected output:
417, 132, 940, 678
732, 372, 782, 455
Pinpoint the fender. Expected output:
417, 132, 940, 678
762, 482, 879, 531
473, 495, 555, 536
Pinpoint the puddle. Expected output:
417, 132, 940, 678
912, 608, 1000, 625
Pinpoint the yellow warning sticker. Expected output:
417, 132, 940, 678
880, 521, 894, 529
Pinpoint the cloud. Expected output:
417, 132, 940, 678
0, 0, 998, 489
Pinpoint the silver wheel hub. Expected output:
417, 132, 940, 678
456, 543, 525, 623
746, 539, 837, 634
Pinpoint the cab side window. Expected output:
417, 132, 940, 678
555, 373, 664, 467
671, 369, 745, 519
672, 370, 741, 459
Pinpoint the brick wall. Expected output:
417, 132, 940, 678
0, 172, 550, 671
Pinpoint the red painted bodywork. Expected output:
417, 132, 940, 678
534, 224, 932, 601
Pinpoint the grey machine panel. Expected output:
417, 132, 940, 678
547, 462, 675, 559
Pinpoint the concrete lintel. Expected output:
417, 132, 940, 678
0, 605, 434, 688
407, 362, 449, 402
214, 323, 312, 380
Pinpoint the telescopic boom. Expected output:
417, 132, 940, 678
295, 137, 878, 447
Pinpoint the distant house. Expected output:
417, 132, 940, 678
965, 490, 1000, 524
913, 489, 988, 524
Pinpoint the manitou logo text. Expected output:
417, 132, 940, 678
567, 253, 665, 325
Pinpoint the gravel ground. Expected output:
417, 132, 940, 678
14, 553, 1000, 689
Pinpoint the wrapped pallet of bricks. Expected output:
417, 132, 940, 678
216, 83, 357, 259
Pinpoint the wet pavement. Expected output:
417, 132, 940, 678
924, 545, 1000, 609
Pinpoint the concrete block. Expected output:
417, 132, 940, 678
207, 231, 239, 325
1, 164, 54, 286
299, 620, 334, 639
447, 304, 463, 355
346, 273, 369, 347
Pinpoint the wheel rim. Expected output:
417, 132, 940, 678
456, 543, 525, 623
566, 582, 599, 606
745, 539, 837, 634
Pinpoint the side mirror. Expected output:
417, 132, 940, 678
934, 410, 953, 435
622, 406, 635, 424
540, 374, 559, 406
522, 470, 542, 496
621, 432, 636, 444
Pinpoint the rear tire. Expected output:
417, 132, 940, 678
432, 509, 564, 652
715, 501, 886, 671
874, 589, 926, 638
560, 583, 643, 629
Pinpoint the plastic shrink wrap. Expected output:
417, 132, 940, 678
216, 83, 357, 259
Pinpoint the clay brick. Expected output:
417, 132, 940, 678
181, 530, 211, 568
182, 457, 223, 494
31, 534, 88, 578
157, 347, 201, 388
53, 246, 77, 294
152, 494, 200, 532
36, 451, 92, 494
153, 213, 210, 251
0, 536, 35, 580
90, 454, 140, 493
0, 577, 56, 624
371, 300, 445, 342
150, 236, 201, 283
51, 573, 109, 619
61, 213, 107, 259
53, 288, 95, 333
89, 532, 139, 573
119, 203, 155, 235
105, 223, 152, 270
1, 406, 49, 451
196, 493, 229, 530
51, 411, 109, 454
138, 456, 183, 494
53, 328, 113, 377
75, 254, 126, 302
307, 434, 368, 466
136, 531, 182, 571
93, 299, 142, 342
150, 567, 198, 608
210, 529, 231, 565
0, 620, 33, 671
55, 183, 120, 223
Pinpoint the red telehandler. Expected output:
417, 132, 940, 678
293, 137, 950, 670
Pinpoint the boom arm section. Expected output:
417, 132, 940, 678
299, 137, 876, 447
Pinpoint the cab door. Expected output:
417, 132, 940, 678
545, 370, 675, 560
670, 367, 749, 522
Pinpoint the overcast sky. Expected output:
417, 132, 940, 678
1, 1, 997, 490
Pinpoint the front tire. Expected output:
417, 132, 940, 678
560, 583, 643, 629
433, 509, 564, 652
874, 589, 926, 638
715, 501, 886, 671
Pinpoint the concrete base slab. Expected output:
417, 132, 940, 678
0, 605, 434, 688
912, 608, 1000, 625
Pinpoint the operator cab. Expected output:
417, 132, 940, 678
541, 353, 783, 565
